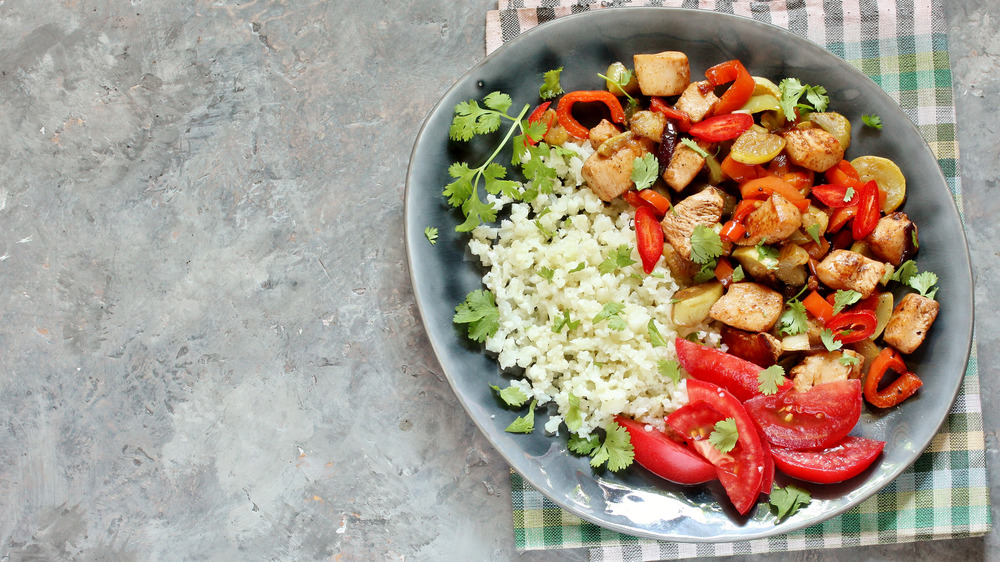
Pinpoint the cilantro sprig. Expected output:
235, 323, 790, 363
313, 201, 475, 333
778, 286, 810, 336
568, 422, 634, 471
709, 418, 739, 453
599, 245, 637, 274
539, 67, 564, 100
424, 226, 438, 245
778, 78, 829, 121
757, 365, 786, 396
891, 260, 939, 299
454, 289, 500, 343
690, 224, 724, 265
770, 485, 811, 522
832, 289, 862, 315
593, 302, 627, 331
862, 113, 883, 130
658, 359, 682, 388
631, 153, 659, 191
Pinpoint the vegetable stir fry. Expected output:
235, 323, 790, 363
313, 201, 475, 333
442, 50, 940, 520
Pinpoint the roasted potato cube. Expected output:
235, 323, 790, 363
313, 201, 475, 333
633, 51, 691, 97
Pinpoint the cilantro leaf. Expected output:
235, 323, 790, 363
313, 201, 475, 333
450, 99, 502, 141
424, 226, 438, 245
679, 137, 709, 158
482, 162, 520, 198
565, 393, 583, 432
589, 422, 634, 471
599, 245, 637, 274
594, 302, 626, 331
648, 319, 667, 348
731, 265, 746, 283
658, 359, 682, 388
568, 433, 600, 455
709, 418, 739, 453
631, 153, 659, 191
552, 309, 580, 334
505, 399, 536, 433
779, 299, 809, 336
454, 289, 500, 343
839, 354, 861, 367
757, 365, 786, 396
820, 328, 843, 352
778, 78, 829, 121
539, 67, 564, 100
490, 384, 529, 407
843, 186, 856, 202
538, 267, 555, 282
756, 242, 780, 270
693, 263, 718, 284
862, 114, 883, 130
908, 271, 939, 299
690, 225, 724, 265
832, 289, 862, 315
569, 262, 586, 273
483, 91, 513, 113
770, 485, 812, 522
806, 223, 822, 245
891, 259, 919, 284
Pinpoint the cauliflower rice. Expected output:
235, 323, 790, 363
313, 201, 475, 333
468, 142, 719, 437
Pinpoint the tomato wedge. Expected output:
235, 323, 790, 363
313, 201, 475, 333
771, 436, 886, 484
687, 113, 754, 142
744, 379, 862, 450
556, 90, 626, 139
615, 416, 718, 485
756, 424, 775, 495
634, 206, 664, 274
665, 401, 731, 467
674, 337, 792, 402
685, 380, 767, 515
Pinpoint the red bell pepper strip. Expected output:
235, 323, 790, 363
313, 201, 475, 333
556, 91, 626, 139
825, 159, 864, 190
852, 180, 881, 240
825, 309, 877, 344
811, 183, 860, 207
802, 290, 834, 324
720, 199, 759, 243
720, 153, 766, 183
827, 205, 858, 233
634, 206, 664, 274
622, 189, 656, 213
687, 113, 754, 142
864, 347, 923, 408
781, 170, 814, 191
705, 59, 755, 116
739, 176, 811, 211
648, 97, 692, 132
637, 189, 672, 217
524, 101, 552, 146
714, 258, 736, 287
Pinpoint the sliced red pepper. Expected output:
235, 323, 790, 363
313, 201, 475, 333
524, 101, 552, 146
720, 220, 746, 243
721, 153, 766, 183
648, 97, 691, 132
864, 347, 923, 408
556, 91, 626, 139
622, 190, 658, 213
825, 160, 864, 190
802, 290, 834, 324
825, 309, 877, 344
781, 170, 814, 191
827, 205, 858, 233
714, 258, 736, 287
811, 184, 860, 208
634, 206, 664, 274
739, 176, 810, 211
720, 199, 759, 243
705, 59, 755, 116
638, 189, 672, 217
687, 113, 754, 142
852, 180, 881, 240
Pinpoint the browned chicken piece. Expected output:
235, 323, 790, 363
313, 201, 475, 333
661, 187, 725, 260
815, 249, 887, 298
866, 212, 918, 266
781, 128, 844, 172
581, 135, 655, 202
735, 193, 803, 246
674, 81, 720, 123
882, 293, 940, 354
709, 282, 784, 332
790, 350, 864, 392
633, 51, 691, 97
661, 243, 700, 283
629, 110, 667, 142
662, 141, 707, 192
588, 119, 621, 150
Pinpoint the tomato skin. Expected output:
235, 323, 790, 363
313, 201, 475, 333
685, 380, 766, 515
756, 424, 775, 495
674, 337, 792, 402
634, 206, 664, 274
688, 113, 754, 142
771, 436, 886, 484
744, 379, 862, 450
615, 416, 718, 485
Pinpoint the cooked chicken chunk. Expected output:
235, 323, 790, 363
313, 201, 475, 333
815, 250, 887, 298
661, 242, 700, 283
790, 350, 863, 392
581, 134, 655, 202
633, 51, 690, 97
866, 212, 918, 266
883, 293, 939, 354
735, 193, 803, 246
661, 187, 725, 260
629, 110, 666, 142
662, 141, 706, 192
674, 81, 719, 123
588, 119, 621, 150
781, 128, 844, 172
709, 282, 784, 332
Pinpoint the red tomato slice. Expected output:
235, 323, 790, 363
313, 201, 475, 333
743, 379, 862, 450
634, 206, 664, 274
756, 424, 775, 495
674, 337, 792, 402
770, 436, 886, 484
688, 113, 754, 142
685, 380, 766, 515
615, 416, 717, 485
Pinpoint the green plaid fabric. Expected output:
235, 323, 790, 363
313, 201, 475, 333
488, 1, 990, 558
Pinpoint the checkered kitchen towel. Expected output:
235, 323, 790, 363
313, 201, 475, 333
488, 1, 990, 558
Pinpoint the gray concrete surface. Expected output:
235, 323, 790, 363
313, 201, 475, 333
0, 1, 995, 560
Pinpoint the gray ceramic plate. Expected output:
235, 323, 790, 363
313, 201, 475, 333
405, 8, 973, 542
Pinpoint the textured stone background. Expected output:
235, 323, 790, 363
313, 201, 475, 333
0, 1, 995, 560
